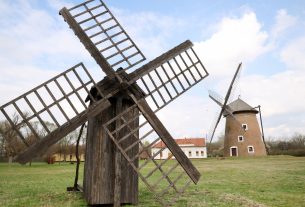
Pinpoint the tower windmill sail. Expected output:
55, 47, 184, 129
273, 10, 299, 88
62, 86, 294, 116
0, 0, 209, 206
208, 63, 242, 143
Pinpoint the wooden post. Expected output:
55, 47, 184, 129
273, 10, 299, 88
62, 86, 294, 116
83, 80, 139, 205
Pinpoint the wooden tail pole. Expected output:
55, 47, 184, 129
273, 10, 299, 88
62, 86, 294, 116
258, 105, 269, 155
67, 123, 86, 192
74, 123, 86, 190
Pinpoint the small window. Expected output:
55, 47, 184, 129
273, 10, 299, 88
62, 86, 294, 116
238, 136, 244, 142
189, 151, 192, 157
242, 124, 248, 131
196, 151, 199, 156
160, 151, 163, 158
248, 146, 254, 153
201, 151, 204, 156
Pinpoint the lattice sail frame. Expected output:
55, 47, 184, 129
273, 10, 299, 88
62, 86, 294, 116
104, 108, 192, 206
0, 63, 108, 157
60, 0, 146, 75
138, 47, 207, 112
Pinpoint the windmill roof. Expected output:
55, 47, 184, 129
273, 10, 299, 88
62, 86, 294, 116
153, 138, 206, 148
224, 98, 258, 115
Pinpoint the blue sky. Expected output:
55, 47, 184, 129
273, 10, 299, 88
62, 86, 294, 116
1, 0, 305, 140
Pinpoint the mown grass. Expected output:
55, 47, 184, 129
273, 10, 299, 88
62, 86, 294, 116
0, 156, 304, 207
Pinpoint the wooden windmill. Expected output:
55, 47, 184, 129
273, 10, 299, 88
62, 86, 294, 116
0, 0, 209, 206
208, 63, 267, 157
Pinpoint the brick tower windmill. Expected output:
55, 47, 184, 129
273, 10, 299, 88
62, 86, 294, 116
209, 63, 268, 157
223, 98, 267, 157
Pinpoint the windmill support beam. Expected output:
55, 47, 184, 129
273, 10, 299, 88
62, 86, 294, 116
84, 78, 139, 205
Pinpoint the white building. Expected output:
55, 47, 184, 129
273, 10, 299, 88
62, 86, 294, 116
151, 138, 207, 159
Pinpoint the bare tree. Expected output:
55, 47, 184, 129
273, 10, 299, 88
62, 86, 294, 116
0, 113, 28, 163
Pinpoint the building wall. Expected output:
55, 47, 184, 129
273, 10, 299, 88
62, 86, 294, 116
53, 153, 85, 162
151, 146, 207, 159
224, 113, 267, 157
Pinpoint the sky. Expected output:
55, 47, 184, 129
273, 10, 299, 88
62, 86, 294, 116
1, 0, 305, 141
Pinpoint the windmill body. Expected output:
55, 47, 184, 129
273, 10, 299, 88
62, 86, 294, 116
223, 98, 267, 157
84, 86, 140, 204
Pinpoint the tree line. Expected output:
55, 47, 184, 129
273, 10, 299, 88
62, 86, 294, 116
0, 113, 150, 163
0, 113, 86, 163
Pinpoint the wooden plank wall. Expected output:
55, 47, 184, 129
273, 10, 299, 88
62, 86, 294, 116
84, 95, 138, 205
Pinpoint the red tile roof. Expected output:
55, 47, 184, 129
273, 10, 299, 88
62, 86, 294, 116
153, 138, 206, 148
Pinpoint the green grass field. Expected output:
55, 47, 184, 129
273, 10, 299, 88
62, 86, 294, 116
0, 156, 304, 207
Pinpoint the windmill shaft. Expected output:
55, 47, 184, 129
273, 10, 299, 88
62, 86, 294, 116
14, 98, 111, 164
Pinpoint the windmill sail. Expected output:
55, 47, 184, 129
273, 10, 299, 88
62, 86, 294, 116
208, 63, 242, 143
0, 63, 110, 164
132, 41, 208, 112
60, 0, 146, 77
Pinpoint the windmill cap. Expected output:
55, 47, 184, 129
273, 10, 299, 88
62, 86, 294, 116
224, 98, 258, 116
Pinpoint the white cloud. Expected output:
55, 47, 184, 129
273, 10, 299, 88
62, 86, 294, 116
0, 66, 57, 103
238, 34, 305, 137
194, 11, 271, 78
240, 70, 305, 116
47, 0, 73, 11
280, 36, 305, 71
271, 9, 297, 40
